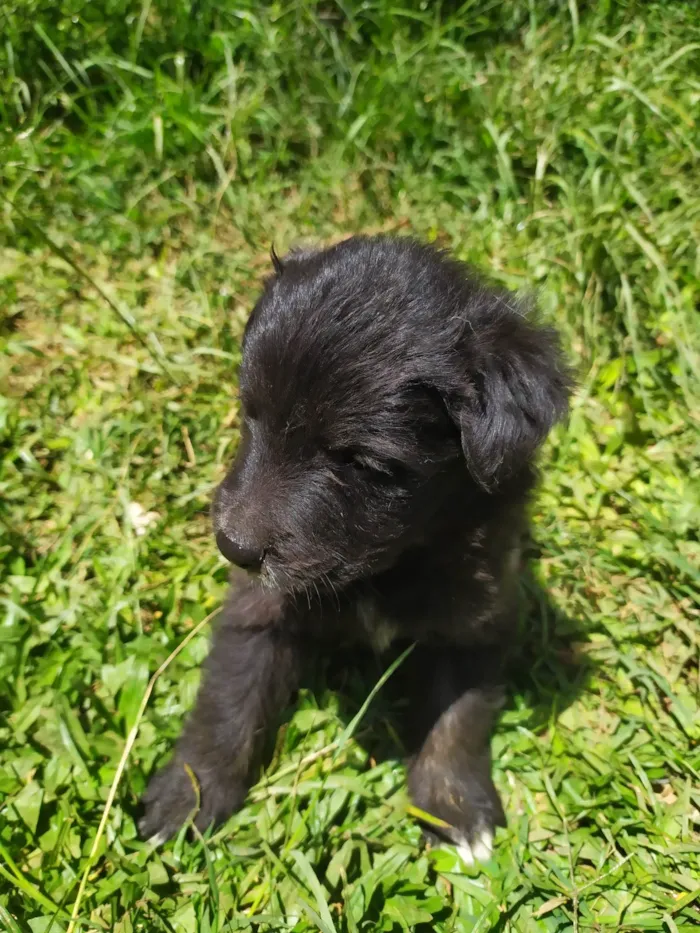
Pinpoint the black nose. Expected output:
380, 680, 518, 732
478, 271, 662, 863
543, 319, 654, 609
216, 531, 265, 571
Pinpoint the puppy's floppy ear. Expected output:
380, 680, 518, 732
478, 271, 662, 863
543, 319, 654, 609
444, 304, 572, 491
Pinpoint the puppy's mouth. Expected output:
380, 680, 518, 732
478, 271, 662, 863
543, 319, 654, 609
263, 550, 402, 598
215, 527, 405, 597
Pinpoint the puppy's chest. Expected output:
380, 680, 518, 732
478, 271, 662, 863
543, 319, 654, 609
356, 597, 399, 654
349, 541, 522, 650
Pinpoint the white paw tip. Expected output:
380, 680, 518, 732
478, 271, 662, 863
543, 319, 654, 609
472, 827, 494, 861
456, 842, 476, 866
146, 830, 167, 847
455, 827, 494, 866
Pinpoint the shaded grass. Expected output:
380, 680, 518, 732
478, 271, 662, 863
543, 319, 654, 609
1, 1, 699, 930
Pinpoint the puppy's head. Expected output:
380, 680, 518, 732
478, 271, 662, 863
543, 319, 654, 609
213, 236, 571, 594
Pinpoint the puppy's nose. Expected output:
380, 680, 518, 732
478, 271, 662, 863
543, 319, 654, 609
216, 531, 265, 571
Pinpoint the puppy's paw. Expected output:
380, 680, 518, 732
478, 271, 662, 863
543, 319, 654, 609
138, 758, 245, 843
454, 821, 494, 867
411, 765, 504, 867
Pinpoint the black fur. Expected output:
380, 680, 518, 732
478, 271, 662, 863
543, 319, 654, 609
139, 235, 572, 851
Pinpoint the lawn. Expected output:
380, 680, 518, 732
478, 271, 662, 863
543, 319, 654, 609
1, 1, 699, 930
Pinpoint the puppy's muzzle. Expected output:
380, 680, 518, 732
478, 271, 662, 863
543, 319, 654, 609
216, 531, 265, 572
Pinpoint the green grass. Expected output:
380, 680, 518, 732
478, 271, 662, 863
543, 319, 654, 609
1, 0, 699, 930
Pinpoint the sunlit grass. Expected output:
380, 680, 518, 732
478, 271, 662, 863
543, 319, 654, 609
1, 2, 698, 930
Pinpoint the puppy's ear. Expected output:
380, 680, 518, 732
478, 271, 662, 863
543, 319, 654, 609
445, 306, 572, 491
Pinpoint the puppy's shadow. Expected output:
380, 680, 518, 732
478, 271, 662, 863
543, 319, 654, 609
507, 560, 593, 733
312, 552, 593, 771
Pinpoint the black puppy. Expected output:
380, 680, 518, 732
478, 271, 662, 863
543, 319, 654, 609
139, 235, 571, 861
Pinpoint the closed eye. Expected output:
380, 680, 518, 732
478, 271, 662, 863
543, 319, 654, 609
328, 447, 395, 478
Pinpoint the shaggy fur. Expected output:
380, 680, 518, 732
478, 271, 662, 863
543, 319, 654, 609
139, 235, 572, 857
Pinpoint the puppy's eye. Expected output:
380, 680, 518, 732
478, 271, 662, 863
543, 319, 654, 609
329, 448, 393, 477
243, 402, 258, 421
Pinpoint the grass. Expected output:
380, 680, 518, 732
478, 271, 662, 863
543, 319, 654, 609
1, 0, 699, 930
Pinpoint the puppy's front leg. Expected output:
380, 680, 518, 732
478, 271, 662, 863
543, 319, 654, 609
406, 647, 505, 864
139, 586, 300, 842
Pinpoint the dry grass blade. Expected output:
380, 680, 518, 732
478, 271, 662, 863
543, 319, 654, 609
0, 193, 179, 384
66, 608, 220, 932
